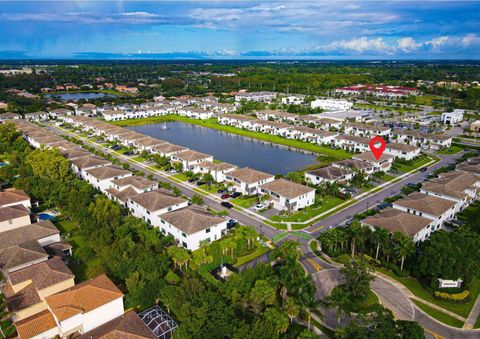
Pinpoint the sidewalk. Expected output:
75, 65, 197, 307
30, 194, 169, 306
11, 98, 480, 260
464, 294, 480, 329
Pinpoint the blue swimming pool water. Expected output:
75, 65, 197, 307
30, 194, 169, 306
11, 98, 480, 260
38, 212, 56, 220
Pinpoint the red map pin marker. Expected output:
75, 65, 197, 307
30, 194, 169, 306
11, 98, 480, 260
369, 136, 386, 160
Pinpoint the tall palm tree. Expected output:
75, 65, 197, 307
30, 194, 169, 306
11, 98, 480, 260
372, 227, 390, 261
299, 290, 321, 330
394, 232, 416, 271
324, 289, 351, 323
284, 298, 300, 323
346, 221, 368, 257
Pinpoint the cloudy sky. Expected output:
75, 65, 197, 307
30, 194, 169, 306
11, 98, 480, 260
1, 1, 479, 59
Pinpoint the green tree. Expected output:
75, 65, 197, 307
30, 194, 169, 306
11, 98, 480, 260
393, 232, 415, 271
340, 257, 374, 301
191, 194, 204, 205
0, 122, 21, 153
167, 246, 191, 271
284, 297, 300, 323
249, 279, 276, 313
371, 227, 390, 261
203, 172, 215, 188
346, 221, 370, 257
26, 147, 72, 182
173, 162, 183, 173
324, 287, 352, 323
263, 307, 290, 335
298, 288, 321, 331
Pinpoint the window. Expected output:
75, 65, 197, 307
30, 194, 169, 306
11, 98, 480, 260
182, 242, 188, 248
182, 232, 186, 238
206, 228, 210, 233
8, 219, 12, 225
168, 207, 172, 212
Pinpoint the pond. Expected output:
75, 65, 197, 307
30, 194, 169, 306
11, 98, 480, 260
127, 122, 318, 175
46, 92, 116, 101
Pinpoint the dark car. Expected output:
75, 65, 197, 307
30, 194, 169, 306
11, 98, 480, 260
196, 181, 206, 186
227, 219, 238, 229
217, 189, 228, 194
419, 167, 428, 172
377, 202, 392, 210
221, 194, 230, 199
110, 145, 121, 151
230, 192, 242, 198
221, 201, 233, 209
124, 151, 134, 156
188, 178, 198, 183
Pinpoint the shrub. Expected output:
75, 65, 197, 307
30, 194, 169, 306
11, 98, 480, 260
387, 263, 410, 277
433, 290, 471, 304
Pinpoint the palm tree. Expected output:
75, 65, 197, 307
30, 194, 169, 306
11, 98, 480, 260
299, 290, 321, 330
372, 227, 390, 261
324, 289, 351, 323
284, 298, 300, 323
394, 232, 416, 271
238, 226, 258, 249
222, 237, 237, 260
346, 221, 368, 257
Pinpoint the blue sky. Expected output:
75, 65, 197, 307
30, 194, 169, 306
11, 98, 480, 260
1, 1, 479, 59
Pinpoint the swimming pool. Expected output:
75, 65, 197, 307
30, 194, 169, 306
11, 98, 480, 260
38, 212, 56, 220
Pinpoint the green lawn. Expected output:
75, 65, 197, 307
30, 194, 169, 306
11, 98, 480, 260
377, 268, 480, 318
270, 196, 343, 223
111, 115, 351, 161
54, 218, 77, 234
331, 285, 379, 313
374, 173, 396, 182
394, 155, 432, 173
231, 195, 258, 208
436, 145, 463, 155
197, 183, 225, 194
475, 313, 480, 329
234, 245, 271, 267
415, 95, 447, 106
172, 173, 189, 182
132, 156, 147, 163
413, 300, 464, 328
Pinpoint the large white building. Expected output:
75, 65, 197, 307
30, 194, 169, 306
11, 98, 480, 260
311, 99, 353, 111
259, 179, 315, 211
83, 165, 132, 192
225, 167, 275, 195
235, 91, 276, 102
441, 109, 464, 125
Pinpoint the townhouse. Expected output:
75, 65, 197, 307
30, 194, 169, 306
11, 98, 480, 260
392, 192, 457, 231
225, 167, 275, 195
391, 129, 452, 150
0, 188, 31, 210
218, 114, 257, 129
0, 112, 22, 122
105, 176, 158, 207
305, 166, 354, 185
256, 110, 297, 123
128, 189, 188, 226
384, 142, 421, 160
344, 122, 391, 138
170, 149, 214, 170
192, 161, 236, 183
84, 165, 133, 192
133, 137, 167, 152
234, 91, 276, 102
332, 159, 375, 177
352, 152, 395, 172
24, 111, 49, 122
311, 98, 353, 111
177, 106, 214, 120
255, 120, 292, 136
259, 179, 316, 211
151, 142, 188, 158
3, 257, 75, 322
334, 135, 370, 153
287, 126, 337, 145
158, 206, 228, 251
361, 208, 435, 243
420, 172, 480, 212
281, 95, 305, 105
457, 156, 480, 175
102, 110, 127, 121
70, 155, 112, 178
115, 131, 148, 147
59, 148, 92, 161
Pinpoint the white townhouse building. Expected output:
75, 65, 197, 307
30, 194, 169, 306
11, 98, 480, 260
352, 152, 395, 172
256, 110, 297, 123
315, 118, 343, 130
334, 135, 370, 153
392, 192, 457, 231
70, 155, 112, 178
171, 150, 214, 170
83, 165, 132, 192
441, 109, 464, 125
102, 110, 128, 121
158, 206, 228, 251
24, 111, 49, 122
311, 99, 353, 111
225, 167, 275, 195
305, 166, 354, 185
218, 114, 257, 129
151, 142, 188, 158
192, 161, 237, 183
128, 189, 189, 226
132, 137, 166, 152
287, 126, 337, 145
420, 172, 480, 212
115, 131, 148, 147
343, 122, 391, 138
256, 120, 291, 136
259, 179, 316, 211
235, 91, 276, 102
332, 159, 375, 177
391, 129, 452, 150
281, 95, 305, 105
177, 107, 214, 120
0, 188, 31, 210
105, 176, 158, 207
384, 142, 421, 160
361, 208, 435, 243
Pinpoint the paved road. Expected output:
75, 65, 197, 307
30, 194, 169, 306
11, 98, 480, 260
305, 152, 463, 237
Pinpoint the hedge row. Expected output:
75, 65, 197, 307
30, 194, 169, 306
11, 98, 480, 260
433, 290, 471, 304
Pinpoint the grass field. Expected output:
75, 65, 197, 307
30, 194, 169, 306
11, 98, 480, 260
231, 195, 258, 208
270, 196, 343, 223
436, 145, 463, 155
111, 115, 351, 161
394, 155, 433, 173
413, 300, 464, 328
234, 245, 271, 267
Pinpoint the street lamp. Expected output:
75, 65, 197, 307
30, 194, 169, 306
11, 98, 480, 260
366, 201, 370, 212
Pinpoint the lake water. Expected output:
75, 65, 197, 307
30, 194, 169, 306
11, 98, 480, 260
46, 92, 116, 101
127, 122, 318, 175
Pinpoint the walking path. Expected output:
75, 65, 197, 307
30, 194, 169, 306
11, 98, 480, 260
464, 294, 480, 329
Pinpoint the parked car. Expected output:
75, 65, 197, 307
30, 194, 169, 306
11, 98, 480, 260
221, 201, 233, 209
377, 202, 392, 210
221, 194, 231, 199
124, 151, 134, 156
230, 192, 242, 198
419, 167, 428, 172
110, 145, 121, 151
217, 189, 228, 194
188, 178, 198, 183
254, 203, 265, 211
196, 181, 206, 186
227, 219, 238, 229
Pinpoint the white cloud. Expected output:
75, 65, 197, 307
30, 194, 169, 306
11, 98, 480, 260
396, 37, 420, 52
324, 37, 393, 53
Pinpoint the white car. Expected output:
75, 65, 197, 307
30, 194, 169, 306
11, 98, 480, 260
254, 203, 265, 211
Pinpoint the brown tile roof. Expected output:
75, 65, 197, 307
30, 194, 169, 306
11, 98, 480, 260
227, 167, 274, 184
47, 140, 79, 150
457, 162, 480, 175
129, 189, 187, 212
85, 165, 132, 180
60, 148, 92, 160
386, 142, 420, 152
291, 126, 336, 137
394, 192, 456, 217
135, 137, 167, 147
70, 155, 111, 169
316, 117, 342, 125
8, 257, 74, 290
306, 166, 353, 180
174, 149, 212, 162
260, 179, 315, 199
117, 131, 148, 141
15, 309, 57, 339
33, 135, 64, 145
334, 159, 372, 171
151, 142, 187, 154
161, 206, 225, 235
345, 122, 390, 132
0, 188, 30, 207
256, 120, 291, 129
362, 208, 432, 237
111, 176, 157, 190
75, 310, 156, 339
45, 274, 124, 321
352, 151, 395, 163
105, 187, 140, 204
0, 204, 30, 223
5, 282, 42, 312
221, 114, 256, 121
422, 172, 479, 199
336, 135, 370, 144
0, 220, 59, 250
0, 240, 48, 272
196, 161, 236, 172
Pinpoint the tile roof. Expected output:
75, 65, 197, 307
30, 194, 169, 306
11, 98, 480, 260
394, 192, 456, 217
105, 187, 140, 204
161, 206, 225, 235
151, 142, 187, 154
0, 188, 30, 207
0, 204, 30, 223
0, 221, 59, 250
85, 165, 131, 180
422, 172, 479, 199
345, 122, 390, 131
362, 208, 432, 237
111, 176, 157, 190
75, 310, 156, 339
352, 152, 395, 163
0, 240, 48, 272
59, 148, 92, 160
196, 161, 236, 172
70, 155, 111, 169
227, 167, 274, 184
45, 274, 124, 321
135, 137, 167, 147
5, 282, 42, 312
457, 162, 480, 175
174, 149, 212, 162
334, 159, 372, 171
15, 309, 57, 339
306, 166, 353, 180
260, 179, 315, 199
129, 189, 187, 212
386, 142, 420, 152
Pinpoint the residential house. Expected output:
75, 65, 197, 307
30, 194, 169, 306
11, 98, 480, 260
105, 176, 158, 207
192, 161, 236, 183
0, 188, 31, 210
0, 112, 22, 122
177, 107, 214, 119
170, 150, 214, 170
234, 91, 276, 102
218, 114, 257, 129
385, 142, 421, 160
158, 206, 227, 251
151, 142, 188, 158
281, 95, 305, 105
305, 166, 353, 185
334, 135, 370, 153
256, 110, 297, 123
311, 99, 353, 111
0, 205, 31, 233
343, 122, 391, 137
70, 155, 112, 178
441, 109, 464, 125
259, 179, 316, 211
332, 159, 375, 177
84, 165, 133, 192
225, 167, 275, 195
352, 152, 395, 172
